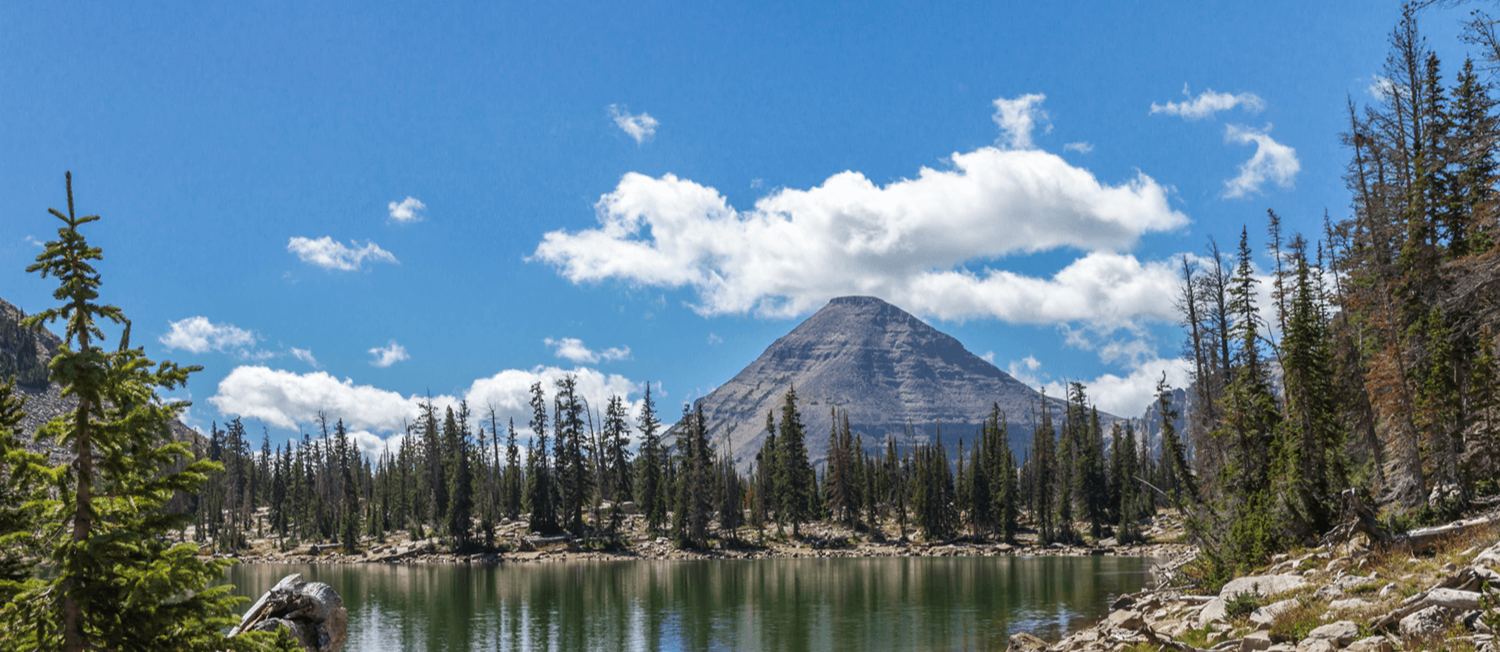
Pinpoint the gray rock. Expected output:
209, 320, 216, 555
1305, 620, 1358, 645
1004, 632, 1048, 652
1296, 640, 1336, 652
1105, 609, 1143, 630
1328, 597, 1372, 611
1398, 605, 1451, 639
1249, 598, 1298, 626
1345, 636, 1393, 652
1242, 631, 1274, 651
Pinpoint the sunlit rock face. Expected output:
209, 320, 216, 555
684, 296, 1091, 472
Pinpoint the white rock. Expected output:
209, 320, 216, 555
1249, 598, 1298, 626
1398, 605, 1451, 638
1305, 621, 1359, 645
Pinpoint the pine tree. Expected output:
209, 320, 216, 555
445, 404, 474, 549
0, 174, 293, 650
336, 419, 361, 554
774, 387, 812, 537
525, 382, 556, 535
636, 384, 666, 533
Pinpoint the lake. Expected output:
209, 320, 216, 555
225, 555, 1154, 651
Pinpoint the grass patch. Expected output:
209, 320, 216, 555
1267, 596, 1326, 643
1176, 626, 1215, 648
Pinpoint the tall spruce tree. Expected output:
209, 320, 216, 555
774, 387, 812, 537
0, 174, 293, 650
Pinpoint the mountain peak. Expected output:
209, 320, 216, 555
690, 296, 1085, 471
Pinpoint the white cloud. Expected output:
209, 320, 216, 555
287, 236, 399, 271
707, 333, 723, 345
1150, 85, 1266, 120
992, 93, 1050, 149
290, 347, 319, 367
534, 146, 1187, 323
544, 337, 630, 364
388, 197, 426, 223
1223, 124, 1300, 198
1007, 353, 1191, 419
24, 235, 44, 248
368, 340, 409, 368
1063, 142, 1093, 154
608, 104, 659, 145
159, 317, 257, 354
208, 365, 643, 443
1365, 75, 1394, 100
980, 350, 996, 364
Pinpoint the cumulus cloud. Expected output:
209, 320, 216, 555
1150, 85, 1266, 120
208, 365, 643, 443
534, 147, 1187, 323
368, 340, 409, 368
608, 104, 659, 145
388, 197, 426, 223
159, 317, 257, 354
1366, 75, 1394, 100
1007, 353, 1191, 419
544, 337, 629, 364
992, 93, 1050, 149
287, 237, 399, 271
1063, 142, 1094, 154
1223, 124, 1300, 198
290, 347, 318, 367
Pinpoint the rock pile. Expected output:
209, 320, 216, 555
1007, 531, 1500, 652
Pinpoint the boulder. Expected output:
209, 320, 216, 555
1304, 620, 1359, 646
1004, 632, 1049, 652
1397, 605, 1450, 639
1104, 609, 1143, 631
1328, 597, 1372, 611
1345, 636, 1393, 652
231, 573, 348, 652
1249, 599, 1298, 626
1242, 631, 1274, 651
1199, 574, 1309, 626
1296, 640, 1336, 652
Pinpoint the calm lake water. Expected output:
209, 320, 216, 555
225, 555, 1154, 652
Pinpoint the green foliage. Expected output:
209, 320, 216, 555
1223, 586, 1262, 621
0, 174, 293, 651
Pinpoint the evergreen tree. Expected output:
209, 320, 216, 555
636, 384, 666, 533
774, 387, 813, 537
445, 404, 474, 549
525, 382, 556, 535
0, 174, 293, 650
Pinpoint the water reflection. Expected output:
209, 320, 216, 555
225, 555, 1152, 652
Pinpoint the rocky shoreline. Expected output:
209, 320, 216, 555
1006, 515, 1500, 652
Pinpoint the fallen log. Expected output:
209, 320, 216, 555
1321, 488, 1500, 553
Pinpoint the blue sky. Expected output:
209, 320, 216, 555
0, 1, 1481, 454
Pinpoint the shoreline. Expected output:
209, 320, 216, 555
211, 535, 1193, 566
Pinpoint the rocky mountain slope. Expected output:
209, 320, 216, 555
687, 295, 1106, 472
2, 296, 199, 459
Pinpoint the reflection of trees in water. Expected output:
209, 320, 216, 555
226, 556, 1150, 651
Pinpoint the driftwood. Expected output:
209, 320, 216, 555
1321, 488, 1500, 553
230, 573, 348, 652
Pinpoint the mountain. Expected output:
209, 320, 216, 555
2, 296, 200, 460
686, 296, 1107, 472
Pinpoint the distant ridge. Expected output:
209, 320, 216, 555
684, 296, 1106, 472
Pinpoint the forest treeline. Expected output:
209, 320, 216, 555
187, 372, 1176, 555
1165, 6, 1500, 584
